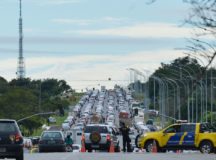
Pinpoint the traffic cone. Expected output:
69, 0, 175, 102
152, 140, 157, 153
109, 141, 115, 153
176, 150, 182, 154
81, 135, 86, 153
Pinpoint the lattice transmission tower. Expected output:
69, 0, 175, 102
16, 0, 25, 79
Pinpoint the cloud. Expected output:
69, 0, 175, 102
0, 50, 185, 90
66, 23, 192, 38
0, 36, 182, 46
51, 17, 128, 26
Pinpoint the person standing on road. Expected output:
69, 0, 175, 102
65, 133, 73, 152
119, 122, 131, 152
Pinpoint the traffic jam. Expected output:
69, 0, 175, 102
42, 86, 216, 154
1, 87, 216, 160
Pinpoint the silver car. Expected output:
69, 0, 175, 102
83, 124, 120, 152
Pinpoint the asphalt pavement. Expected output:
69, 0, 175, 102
24, 153, 216, 160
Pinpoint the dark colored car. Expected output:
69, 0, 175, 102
0, 119, 24, 160
39, 131, 66, 152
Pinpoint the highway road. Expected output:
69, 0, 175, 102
24, 153, 216, 160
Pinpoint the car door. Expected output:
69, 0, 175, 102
162, 125, 182, 147
181, 124, 196, 146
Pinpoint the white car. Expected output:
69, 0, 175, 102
107, 115, 114, 121
72, 144, 81, 152
67, 116, 74, 124
74, 123, 84, 130
138, 125, 150, 133
23, 138, 33, 148
62, 121, 71, 130
48, 117, 56, 123
107, 121, 115, 126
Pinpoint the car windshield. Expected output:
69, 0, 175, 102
85, 126, 108, 133
42, 132, 62, 139
73, 146, 80, 150
0, 122, 17, 133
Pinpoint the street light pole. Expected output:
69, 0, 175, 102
211, 67, 213, 124
39, 81, 42, 112
154, 79, 156, 110
17, 112, 57, 123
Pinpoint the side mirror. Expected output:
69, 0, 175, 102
163, 131, 167, 136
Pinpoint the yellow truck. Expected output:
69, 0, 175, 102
136, 123, 216, 153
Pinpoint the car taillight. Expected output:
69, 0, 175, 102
59, 140, 64, 144
106, 134, 111, 141
15, 133, 22, 142
39, 140, 44, 144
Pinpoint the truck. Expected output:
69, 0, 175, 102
136, 123, 216, 154
119, 111, 132, 127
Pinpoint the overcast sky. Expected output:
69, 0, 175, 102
0, 0, 193, 91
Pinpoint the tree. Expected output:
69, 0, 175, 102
0, 77, 8, 93
148, 0, 216, 80
0, 77, 72, 135
184, 0, 216, 80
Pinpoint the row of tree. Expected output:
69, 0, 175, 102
130, 56, 216, 125
0, 77, 72, 136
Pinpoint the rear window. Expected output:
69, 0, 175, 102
0, 122, 17, 133
42, 132, 62, 139
73, 146, 80, 150
85, 126, 108, 133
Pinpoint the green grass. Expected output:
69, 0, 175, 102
32, 128, 43, 137
31, 114, 68, 137
53, 114, 68, 126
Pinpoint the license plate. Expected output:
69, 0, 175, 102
0, 148, 6, 152
91, 145, 99, 148
48, 141, 55, 144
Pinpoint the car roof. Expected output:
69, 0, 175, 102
42, 131, 63, 133
86, 124, 109, 127
0, 119, 16, 122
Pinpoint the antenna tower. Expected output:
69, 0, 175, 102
17, 0, 25, 79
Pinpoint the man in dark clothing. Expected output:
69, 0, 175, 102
119, 122, 131, 152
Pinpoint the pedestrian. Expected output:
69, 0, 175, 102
65, 133, 73, 152
119, 122, 131, 152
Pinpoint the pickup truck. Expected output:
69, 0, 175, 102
136, 123, 216, 154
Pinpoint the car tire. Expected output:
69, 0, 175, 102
135, 134, 142, 148
158, 148, 166, 153
145, 140, 156, 153
115, 146, 120, 152
200, 141, 213, 154
16, 154, 24, 160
